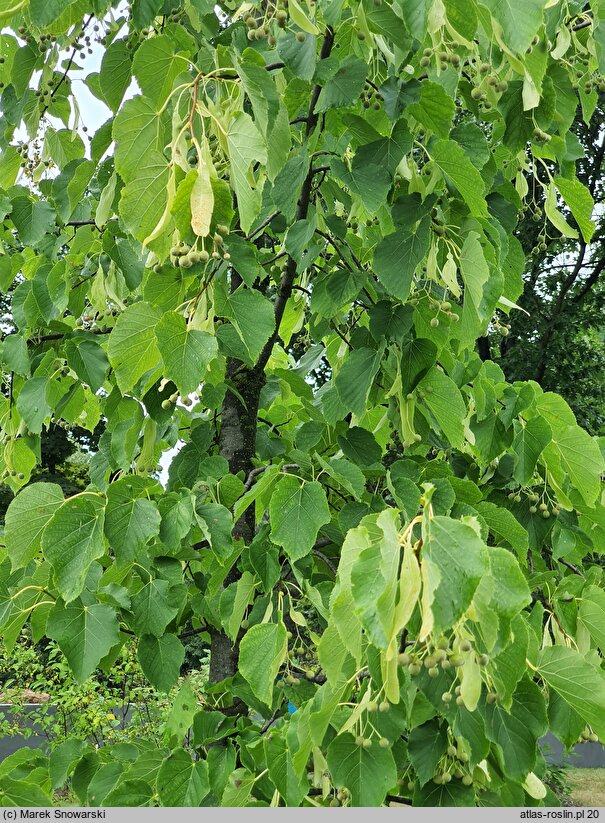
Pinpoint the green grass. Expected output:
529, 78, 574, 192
568, 769, 605, 807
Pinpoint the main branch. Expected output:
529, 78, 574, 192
254, 26, 335, 373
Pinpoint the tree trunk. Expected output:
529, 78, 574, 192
208, 357, 265, 684
206, 29, 335, 683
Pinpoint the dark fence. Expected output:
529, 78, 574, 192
541, 733, 605, 768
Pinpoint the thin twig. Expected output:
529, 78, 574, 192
246, 210, 280, 241
557, 557, 584, 577
243, 465, 268, 491
260, 702, 283, 733
312, 547, 336, 574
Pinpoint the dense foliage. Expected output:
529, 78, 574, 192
0, 0, 605, 808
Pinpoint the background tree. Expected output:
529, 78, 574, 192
482, 101, 605, 434
0, 0, 604, 809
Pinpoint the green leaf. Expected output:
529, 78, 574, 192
594, 0, 605, 75
138, 634, 185, 692
156, 311, 218, 396
387, 471, 421, 520
107, 237, 146, 291
118, 151, 171, 244
485, 677, 547, 781
164, 680, 197, 744
108, 302, 162, 394
408, 82, 455, 138
316, 56, 367, 112
284, 217, 318, 266
474, 502, 529, 557
219, 287, 274, 365
132, 0, 163, 28
539, 646, 605, 741
443, 0, 477, 40
578, 585, 605, 651
239, 621, 288, 706
431, 139, 488, 217
460, 230, 489, 317
326, 733, 397, 806
103, 780, 152, 806
395, 0, 427, 39
16, 376, 50, 434
28, 0, 67, 26
350, 513, 399, 649
365, 0, 410, 42
271, 153, 310, 222
42, 495, 106, 603
316, 456, 366, 500
87, 763, 123, 805
481, 0, 545, 54
554, 176, 595, 243
237, 53, 280, 132
485, 546, 531, 617
331, 158, 391, 213
423, 515, 488, 633
236, 55, 289, 179
194, 500, 233, 560
545, 180, 578, 239
373, 217, 430, 301
287, 0, 319, 32
277, 32, 317, 80
414, 780, 475, 807
132, 35, 187, 107
310, 268, 366, 317
337, 426, 382, 467
10, 196, 54, 246
548, 691, 585, 751
98, 39, 131, 112
408, 719, 448, 786
451, 123, 490, 169
454, 705, 490, 766
512, 416, 552, 485
130, 579, 179, 638
220, 571, 255, 642
45, 130, 86, 169
49, 739, 87, 791
490, 615, 528, 709
0, 778, 53, 806
417, 366, 466, 449
47, 601, 120, 683
113, 97, 165, 183
226, 111, 267, 233
334, 347, 383, 417
264, 735, 309, 806
270, 477, 331, 562
221, 768, 255, 806
158, 492, 194, 547
534, 391, 577, 430
105, 476, 162, 564
65, 336, 109, 393
156, 750, 210, 807
1, 334, 29, 376
5, 482, 63, 569
249, 532, 281, 592
353, 119, 412, 176
400, 337, 437, 394
552, 425, 604, 507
